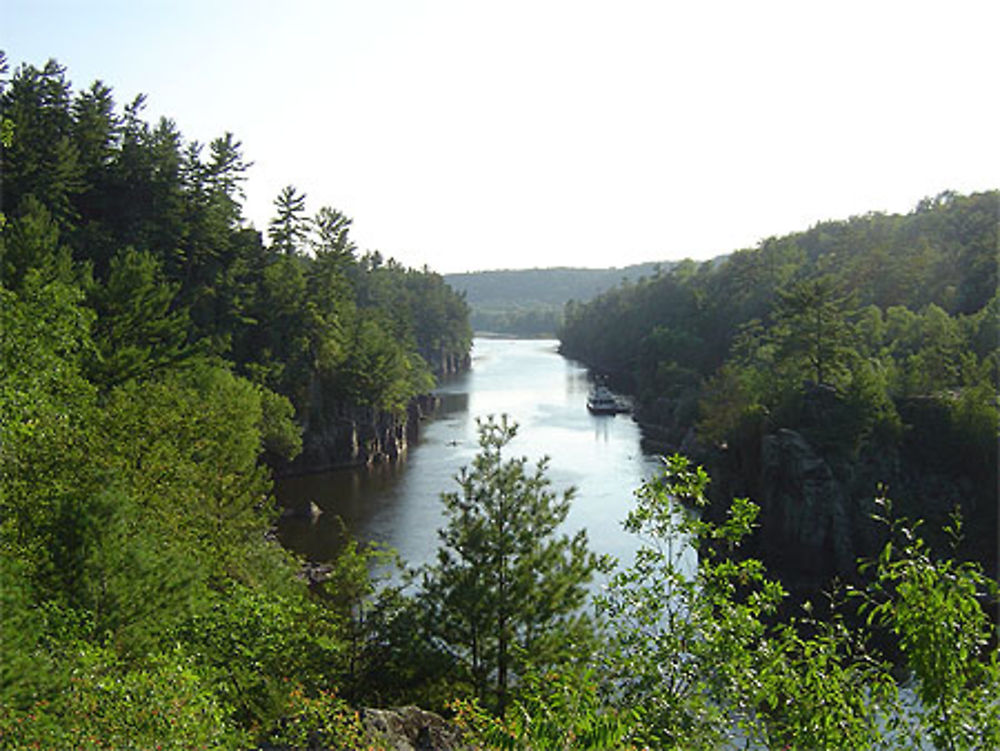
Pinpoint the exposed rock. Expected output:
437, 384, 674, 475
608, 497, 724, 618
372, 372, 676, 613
426, 349, 471, 377
296, 561, 333, 585
678, 425, 701, 457
655, 381, 996, 592
759, 428, 855, 581
280, 500, 323, 522
361, 706, 464, 751
633, 391, 701, 455
281, 394, 442, 476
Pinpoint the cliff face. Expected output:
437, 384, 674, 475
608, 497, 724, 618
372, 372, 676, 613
758, 428, 859, 580
280, 394, 440, 476
424, 348, 471, 377
276, 351, 468, 476
700, 393, 997, 592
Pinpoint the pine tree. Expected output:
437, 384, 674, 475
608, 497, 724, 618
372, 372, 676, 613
268, 184, 308, 255
771, 275, 856, 387
419, 415, 606, 716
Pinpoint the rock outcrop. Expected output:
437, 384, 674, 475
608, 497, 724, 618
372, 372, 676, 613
703, 389, 997, 592
759, 428, 856, 581
426, 349, 471, 377
361, 706, 464, 751
281, 393, 441, 476
273, 346, 470, 477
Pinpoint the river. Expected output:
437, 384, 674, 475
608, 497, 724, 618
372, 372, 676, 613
276, 337, 678, 575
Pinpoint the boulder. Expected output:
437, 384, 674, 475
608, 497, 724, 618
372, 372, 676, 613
361, 706, 464, 751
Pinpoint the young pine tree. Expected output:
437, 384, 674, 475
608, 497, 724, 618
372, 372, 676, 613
418, 415, 608, 716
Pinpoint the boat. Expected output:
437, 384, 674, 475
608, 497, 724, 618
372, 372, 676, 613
587, 385, 628, 415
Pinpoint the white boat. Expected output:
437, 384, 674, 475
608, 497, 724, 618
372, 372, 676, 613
587, 385, 627, 415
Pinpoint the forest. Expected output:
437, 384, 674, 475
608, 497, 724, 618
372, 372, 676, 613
2, 54, 999, 750
560, 192, 999, 589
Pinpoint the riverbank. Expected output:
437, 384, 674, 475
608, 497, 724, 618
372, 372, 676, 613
275, 393, 442, 478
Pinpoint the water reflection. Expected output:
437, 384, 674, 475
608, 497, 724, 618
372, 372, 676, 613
436, 390, 469, 414
593, 418, 611, 443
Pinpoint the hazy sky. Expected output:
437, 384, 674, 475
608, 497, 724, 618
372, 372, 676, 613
6, 0, 998, 273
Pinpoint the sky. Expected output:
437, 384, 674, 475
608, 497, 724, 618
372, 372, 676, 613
5, 0, 998, 274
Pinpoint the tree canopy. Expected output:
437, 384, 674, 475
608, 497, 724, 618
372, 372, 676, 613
559, 190, 998, 585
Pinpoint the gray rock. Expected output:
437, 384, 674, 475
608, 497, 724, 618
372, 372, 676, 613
760, 428, 854, 576
361, 706, 464, 751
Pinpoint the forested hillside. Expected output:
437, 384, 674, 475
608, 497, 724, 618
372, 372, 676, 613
560, 191, 999, 585
0, 55, 471, 468
445, 262, 669, 336
0, 54, 466, 746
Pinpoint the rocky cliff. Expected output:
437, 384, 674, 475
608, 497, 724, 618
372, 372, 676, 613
273, 348, 469, 477
698, 391, 997, 592
427, 349, 471, 376
627, 379, 996, 594
272, 391, 439, 477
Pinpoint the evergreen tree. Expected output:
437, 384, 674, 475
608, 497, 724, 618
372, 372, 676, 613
268, 184, 308, 255
86, 247, 193, 389
770, 275, 856, 387
205, 132, 251, 226
311, 205, 355, 262
418, 415, 607, 716
0, 58, 82, 228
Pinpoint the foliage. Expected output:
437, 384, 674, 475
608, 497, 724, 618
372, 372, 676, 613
3, 50, 997, 751
596, 455, 786, 749
751, 612, 897, 750
85, 246, 194, 389
857, 504, 1000, 751
769, 274, 857, 387
268, 183, 309, 255
418, 415, 609, 716
0, 51, 469, 749
0, 641, 233, 750
262, 684, 373, 751
468, 303, 564, 337
1, 53, 471, 429
172, 583, 343, 732
451, 666, 639, 750
596, 457, 1000, 750
561, 190, 998, 584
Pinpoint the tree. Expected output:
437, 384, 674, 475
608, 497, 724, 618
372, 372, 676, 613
418, 415, 607, 716
311, 205, 355, 262
0, 52, 475, 749
205, 132, 251, 225
0, 58, 83, 228
857, 506, 1000, 751
596, 457, 903, 750
770, 275, 856, 387
0, 194, 76, 292
268, 184, 308, 255
86, 246, 193, 389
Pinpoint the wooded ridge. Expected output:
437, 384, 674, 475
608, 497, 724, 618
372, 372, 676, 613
559, 190, 998, 589
445, 261, 676, 335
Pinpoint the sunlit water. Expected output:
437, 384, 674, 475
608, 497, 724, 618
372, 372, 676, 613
276, 338, 688, 578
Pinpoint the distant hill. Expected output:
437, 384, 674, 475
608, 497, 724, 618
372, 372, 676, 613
444, 262, 673, 335
445, 262, 670, 307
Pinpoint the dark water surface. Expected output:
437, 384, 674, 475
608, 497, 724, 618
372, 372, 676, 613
276, 338, 675, 573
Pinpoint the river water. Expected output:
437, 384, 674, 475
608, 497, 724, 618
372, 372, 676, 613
276, 337, 675, 574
